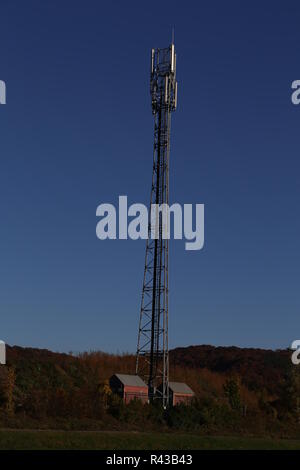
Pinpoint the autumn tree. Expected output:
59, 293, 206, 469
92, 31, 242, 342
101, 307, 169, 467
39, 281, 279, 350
223, 377, 241, 411
98, 380, 112, 409
280, 366, 300, 422
0, 367, 15, 414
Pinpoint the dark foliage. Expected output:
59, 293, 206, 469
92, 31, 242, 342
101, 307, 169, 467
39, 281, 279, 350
0, 344, 298, 436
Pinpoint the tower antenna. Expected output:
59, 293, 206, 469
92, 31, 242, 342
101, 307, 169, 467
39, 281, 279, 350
136, 41, 178, 408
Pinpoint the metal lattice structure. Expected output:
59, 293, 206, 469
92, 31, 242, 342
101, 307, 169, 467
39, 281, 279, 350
136, 43, 177, 408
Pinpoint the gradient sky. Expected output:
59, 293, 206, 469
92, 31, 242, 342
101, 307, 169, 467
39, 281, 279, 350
0, 0, 299, 353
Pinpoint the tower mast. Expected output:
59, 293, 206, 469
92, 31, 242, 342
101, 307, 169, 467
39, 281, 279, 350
136, 42, 177, 408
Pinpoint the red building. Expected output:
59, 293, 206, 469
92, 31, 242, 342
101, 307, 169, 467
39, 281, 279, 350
109, 374, 148, 404
167, 382, 194, 406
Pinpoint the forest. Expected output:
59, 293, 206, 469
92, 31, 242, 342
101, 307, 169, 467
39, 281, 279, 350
0, 344, 299, 438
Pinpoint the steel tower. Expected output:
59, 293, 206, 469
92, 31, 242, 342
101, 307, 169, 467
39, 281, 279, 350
136, 43, 177, 408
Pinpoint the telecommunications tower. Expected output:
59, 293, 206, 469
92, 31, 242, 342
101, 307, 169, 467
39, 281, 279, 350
136, 42, 177, 408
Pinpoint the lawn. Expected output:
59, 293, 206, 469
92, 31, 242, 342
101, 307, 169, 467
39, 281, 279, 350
0, 430, 299, 450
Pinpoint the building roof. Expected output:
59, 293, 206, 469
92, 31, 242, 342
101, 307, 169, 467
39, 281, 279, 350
169, 382, 194, 395
113, 373, 147, 388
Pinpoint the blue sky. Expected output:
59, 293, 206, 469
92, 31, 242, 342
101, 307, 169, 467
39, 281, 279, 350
0, 0, 299, 352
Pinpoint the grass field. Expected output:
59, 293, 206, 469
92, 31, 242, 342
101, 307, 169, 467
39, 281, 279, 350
0, 430, 299, 450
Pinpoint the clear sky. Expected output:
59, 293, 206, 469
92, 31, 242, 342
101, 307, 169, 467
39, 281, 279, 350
0, 0, 299, 353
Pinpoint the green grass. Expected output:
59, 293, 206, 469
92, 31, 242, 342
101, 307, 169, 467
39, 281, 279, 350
0, 430, 299, 450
